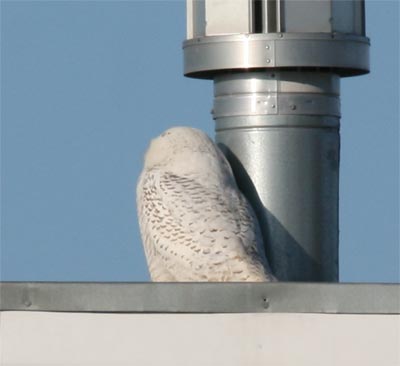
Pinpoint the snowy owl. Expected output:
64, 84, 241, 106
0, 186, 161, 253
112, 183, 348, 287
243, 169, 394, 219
137, 127, 275, 282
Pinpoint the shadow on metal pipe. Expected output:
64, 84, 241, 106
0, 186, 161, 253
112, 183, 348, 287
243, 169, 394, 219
219, 142, 322, 282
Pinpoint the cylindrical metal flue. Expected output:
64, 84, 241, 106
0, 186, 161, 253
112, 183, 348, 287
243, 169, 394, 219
214, 71, 340, 281
183, 0, 369, 281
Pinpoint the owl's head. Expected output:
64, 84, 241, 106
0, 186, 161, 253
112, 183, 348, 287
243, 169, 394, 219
144, 127, 219, 169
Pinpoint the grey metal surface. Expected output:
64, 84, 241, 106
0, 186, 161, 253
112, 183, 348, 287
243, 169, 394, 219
183, 33, 370, 78
187, 0, 366, 37
183, 1, 370, 282
0, 282, 399, 314
187, 0, 253, 38
282, 0, 331, 33
214, 72, 340, 281
213, 71, 341, 118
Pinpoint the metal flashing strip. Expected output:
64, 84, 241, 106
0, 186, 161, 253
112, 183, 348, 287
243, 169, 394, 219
0, 282, 399, 314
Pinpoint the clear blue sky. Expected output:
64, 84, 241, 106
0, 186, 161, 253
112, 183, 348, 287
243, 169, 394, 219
1, 1, 398, 283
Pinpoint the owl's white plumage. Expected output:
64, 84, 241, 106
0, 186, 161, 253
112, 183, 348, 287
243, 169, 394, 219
137, 127, 275, 281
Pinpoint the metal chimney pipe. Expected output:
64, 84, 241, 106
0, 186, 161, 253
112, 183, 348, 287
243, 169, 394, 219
214, 71, 340, 281
183, 0, 369, 281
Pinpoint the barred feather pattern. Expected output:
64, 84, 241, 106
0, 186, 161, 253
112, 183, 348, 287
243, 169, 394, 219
137, 127, 275, 282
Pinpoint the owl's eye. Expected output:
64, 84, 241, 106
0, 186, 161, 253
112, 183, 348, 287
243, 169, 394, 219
161, 131, 172, 137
